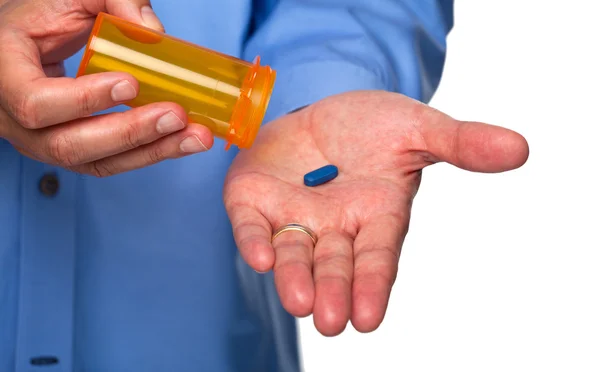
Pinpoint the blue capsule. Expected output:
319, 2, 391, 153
304, 165, 339, 187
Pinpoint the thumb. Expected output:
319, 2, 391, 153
419, 111, 530, 173
87, 0, 165, 31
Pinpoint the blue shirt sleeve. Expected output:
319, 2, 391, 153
243, 0, 454, 123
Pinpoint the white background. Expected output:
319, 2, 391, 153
299, 1, 600, 371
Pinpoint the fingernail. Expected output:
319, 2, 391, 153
179, 135, 207, 153
111, 80, 137, 102
156, 111, 185, 134
141, 6, 164, 31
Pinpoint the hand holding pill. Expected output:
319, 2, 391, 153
224, 90, 529, 336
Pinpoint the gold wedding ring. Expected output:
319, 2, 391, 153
272, 223, 318, 245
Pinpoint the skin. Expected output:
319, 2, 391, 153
0, 0, 214, 176
224, 91, 529, 336
0, 0, 530, 338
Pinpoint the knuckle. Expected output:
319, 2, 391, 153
238, 236, 263, 253
314, 250, 350, 267
89, 161, 116, 178
121, 121, 142, 149
46, 132, 82, 166
314, 272, 352, 287
354, 247, 399, 286
275, 258, 312, 274
355, 245, 400, 263
146, 144, 165, 164
75, 85, 98, 116
363, 270, 397, 288
12, 93, 40, 129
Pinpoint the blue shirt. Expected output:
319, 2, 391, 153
0, 1, 453, 371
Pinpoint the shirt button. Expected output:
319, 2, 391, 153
39, 173, 59, 197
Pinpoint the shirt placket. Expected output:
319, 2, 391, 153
15, 159, 77, 372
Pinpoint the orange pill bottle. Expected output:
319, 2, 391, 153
77, 12, 276, 149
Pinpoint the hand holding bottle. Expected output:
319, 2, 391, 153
0, 0, 213, 176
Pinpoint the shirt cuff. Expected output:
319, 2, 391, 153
262, 61, 388, 123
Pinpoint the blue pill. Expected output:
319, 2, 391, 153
304, 165, 339, 187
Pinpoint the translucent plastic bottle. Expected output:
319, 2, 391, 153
77, 12, 276, 149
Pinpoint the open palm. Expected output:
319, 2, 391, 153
223, 91, 528, 336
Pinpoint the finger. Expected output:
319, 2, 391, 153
43, 62, 65, 78
0, 28, 139, 129
228, 206, 274, 273
86, 0, 165, 31
71, 124, 213, 176
11, 144, 42, 162
272, 229, 315, 318
418, 108, 530, 172
1, 106, 42, 161
351, 215, 407, 333
312, 231, 354, 336
17, 102, 191, 167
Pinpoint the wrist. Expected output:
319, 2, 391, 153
263, 61, 388, 123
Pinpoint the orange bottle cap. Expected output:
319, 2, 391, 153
226, 56, 276, 149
